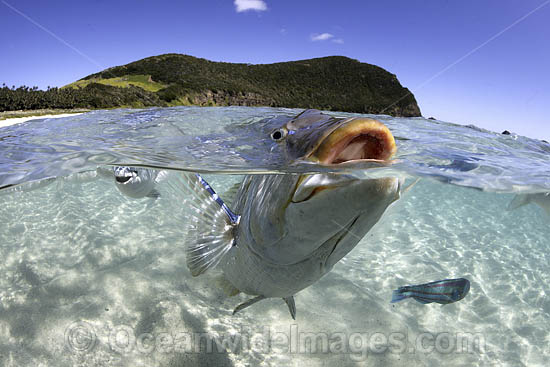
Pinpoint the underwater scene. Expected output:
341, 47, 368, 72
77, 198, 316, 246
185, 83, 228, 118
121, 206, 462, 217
1, 107, 549, 366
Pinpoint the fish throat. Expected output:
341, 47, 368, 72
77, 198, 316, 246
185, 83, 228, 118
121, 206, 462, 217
311, 118, 396, 164
331, 134, 386, 163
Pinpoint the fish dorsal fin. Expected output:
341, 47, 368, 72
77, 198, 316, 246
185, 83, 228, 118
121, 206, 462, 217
170, 173, 240, 276
283, 296, 296, 320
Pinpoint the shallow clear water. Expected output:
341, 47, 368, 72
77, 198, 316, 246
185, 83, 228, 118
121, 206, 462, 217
0, 107, 549, 366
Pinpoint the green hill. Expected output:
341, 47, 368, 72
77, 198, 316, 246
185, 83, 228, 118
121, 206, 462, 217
78, 54, 420, 116
1, 54, 421, 116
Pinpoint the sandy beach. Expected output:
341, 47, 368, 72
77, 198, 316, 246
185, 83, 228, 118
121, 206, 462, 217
0, 113, 85, 129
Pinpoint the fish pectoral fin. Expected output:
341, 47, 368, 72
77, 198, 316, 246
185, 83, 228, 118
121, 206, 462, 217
167, 173, 240, 277
222, 182, 242, 204
283, 296, 297, 320
401, 178, 420, 197
154, 170, 169, 184
507, 194, 530, 211
413, 298, 432, 304
146, 189, 161, 199
233, 295, 266, 315
232, 295, 297, 319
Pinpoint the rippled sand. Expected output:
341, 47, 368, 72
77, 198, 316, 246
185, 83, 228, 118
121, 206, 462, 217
0, 173, 548, 366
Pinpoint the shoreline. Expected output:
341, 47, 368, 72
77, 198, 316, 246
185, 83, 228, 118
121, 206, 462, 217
0, 113, 85, 129
0, 109, 89, 128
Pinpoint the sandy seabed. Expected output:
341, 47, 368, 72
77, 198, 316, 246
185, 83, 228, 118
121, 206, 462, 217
0, 171, 548, 366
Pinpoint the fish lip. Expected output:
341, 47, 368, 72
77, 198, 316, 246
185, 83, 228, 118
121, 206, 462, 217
308, 118, 397, 165
291, 174, 360, 203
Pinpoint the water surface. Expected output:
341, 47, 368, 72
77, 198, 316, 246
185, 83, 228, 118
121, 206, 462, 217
0, 107, 548, 366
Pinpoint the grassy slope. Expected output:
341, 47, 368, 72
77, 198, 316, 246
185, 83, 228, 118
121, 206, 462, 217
64, 74, 166, 92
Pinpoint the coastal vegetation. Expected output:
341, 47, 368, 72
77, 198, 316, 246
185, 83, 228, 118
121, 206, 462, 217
1, 55, 421, 116
0, 108, 90, 121
0, 83, 162, 112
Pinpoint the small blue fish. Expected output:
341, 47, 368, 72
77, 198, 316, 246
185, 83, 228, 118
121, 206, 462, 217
391, 278, 470, 305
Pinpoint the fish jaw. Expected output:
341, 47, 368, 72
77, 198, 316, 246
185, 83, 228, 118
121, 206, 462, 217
309, 118, 396, 164
253, 174, 400, 266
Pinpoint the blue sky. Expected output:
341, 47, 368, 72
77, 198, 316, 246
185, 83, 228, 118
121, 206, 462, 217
1, 0, 549, 139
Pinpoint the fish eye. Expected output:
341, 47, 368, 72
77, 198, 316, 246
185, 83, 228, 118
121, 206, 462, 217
270, 128, 287, 141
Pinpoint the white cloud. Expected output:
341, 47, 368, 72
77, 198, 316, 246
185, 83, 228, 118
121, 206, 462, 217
234, 0, 267, 12
310, 33, 334, 41
332, 38, 344, 44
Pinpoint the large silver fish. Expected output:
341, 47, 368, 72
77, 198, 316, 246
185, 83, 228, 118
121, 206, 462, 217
174, 109, 403, 319
113, 166, 165, 199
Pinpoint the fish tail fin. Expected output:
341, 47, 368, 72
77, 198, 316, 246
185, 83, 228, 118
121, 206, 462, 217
507, 194, 531, 211
168, 173, 240, 277
390, 289, 409, 303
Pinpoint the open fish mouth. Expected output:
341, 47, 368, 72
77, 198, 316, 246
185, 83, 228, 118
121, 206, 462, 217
114, 167, 139, 184
115, 176, 132, 184
311, 118, 396, 164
